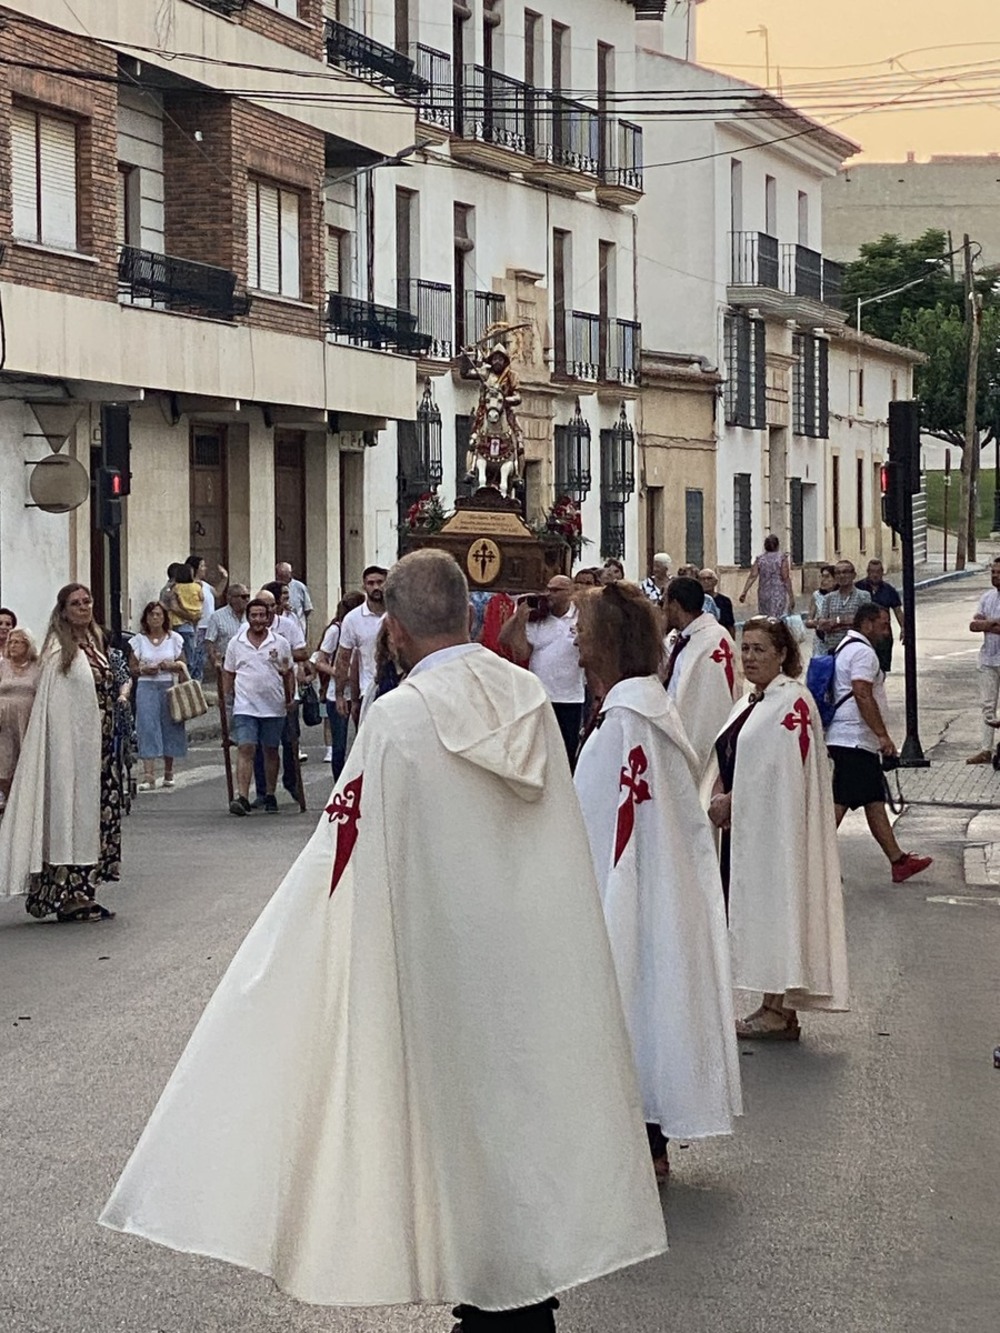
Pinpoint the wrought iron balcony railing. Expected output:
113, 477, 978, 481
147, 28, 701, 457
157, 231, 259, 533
730, 231, 780, 290
458, 65, 531, 155
325, 19, 426, 94
781, 244, 823, 302
822, 257, 844, 309
326, 292, 431, 355
567, 311, 601, 381
554, 313, 641, 384
611, 319, 641, 385
118, 246, 250, 320
628, 0, 668, 15
601, 119, 643, 191
532, 91, 600, 176
464, 290, 507, 350
413, 44, 453, 131
197, 0, 248, 15
398, 279, 453, 359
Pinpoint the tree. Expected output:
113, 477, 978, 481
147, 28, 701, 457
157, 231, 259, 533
841, 229, 959, 343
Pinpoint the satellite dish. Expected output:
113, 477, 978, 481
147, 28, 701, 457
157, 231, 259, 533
28, 454, 91, 514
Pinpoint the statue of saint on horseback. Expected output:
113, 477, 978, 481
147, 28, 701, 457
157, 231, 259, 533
465, 342, 525, 499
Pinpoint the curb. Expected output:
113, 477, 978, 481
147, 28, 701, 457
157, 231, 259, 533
915, 567, 982, 590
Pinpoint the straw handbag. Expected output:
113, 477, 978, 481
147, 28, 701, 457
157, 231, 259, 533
167, 664, 208, 724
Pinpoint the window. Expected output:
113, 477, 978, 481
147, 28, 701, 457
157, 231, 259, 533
264, 0, 298, 14
552, 21, 568, 91
247, 180, 300, 297
733, 473, 752, 568
724, 312, 766, 429
394, 0, 410, 55
789, 477, 804, 565
116, 165, 135, 248
832, 455, 841, 554
765, 175, 777, 237
396, 186, 416, 310
792, 333, 829, 438
685, 489, 704, 568
12, 104, 78, 250
730, 158, 743, 233
797, 191, 809, 246
326, 227, 350, 294
552, 227, 570, 374
857, 457, 866, 553
524, 11, 540, 86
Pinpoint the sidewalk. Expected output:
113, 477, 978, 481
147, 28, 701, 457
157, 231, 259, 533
914, 524, 1000, 585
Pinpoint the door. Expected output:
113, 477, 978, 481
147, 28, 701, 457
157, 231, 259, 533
274, 430, 306, 577
190, 425, 228, 576
553, 228, 569, 374
645, 485, 663, 575
789, 476, 804, 566
685, 489, 704, 568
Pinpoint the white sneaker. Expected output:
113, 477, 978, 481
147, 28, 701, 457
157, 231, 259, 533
323, 747, 333, 762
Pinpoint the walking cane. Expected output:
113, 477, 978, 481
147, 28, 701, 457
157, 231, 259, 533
292, 704, 307, 813
218, 689, 235, 805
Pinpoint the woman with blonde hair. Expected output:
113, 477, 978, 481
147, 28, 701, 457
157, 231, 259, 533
0, 584, 128, 922
0, 628, 41, 809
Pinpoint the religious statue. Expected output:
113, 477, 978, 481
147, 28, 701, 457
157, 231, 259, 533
465, 343, 525, 499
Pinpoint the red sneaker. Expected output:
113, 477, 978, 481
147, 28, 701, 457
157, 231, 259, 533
892, 853, 933, 884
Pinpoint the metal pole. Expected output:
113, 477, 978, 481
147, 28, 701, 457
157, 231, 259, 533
106, 528, 123, 648
943, 447, 951, 572
899, 486, 929, 767
857, 295, 863, 332
992, 429, 1000, 535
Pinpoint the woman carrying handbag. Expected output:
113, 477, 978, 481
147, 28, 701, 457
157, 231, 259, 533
130, 602, 188, 792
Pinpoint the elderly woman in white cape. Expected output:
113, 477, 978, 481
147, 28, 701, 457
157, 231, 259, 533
99, 550, 665, 1332
708, 615, 849, 1040
573, 581, 742, 1178
0, 583, 126, 923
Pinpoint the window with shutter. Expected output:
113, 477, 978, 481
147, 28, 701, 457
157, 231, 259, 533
248, 179, 301, 298
326, 228, 342, 294
279, 190, 300, 298
11, 104, 78, 249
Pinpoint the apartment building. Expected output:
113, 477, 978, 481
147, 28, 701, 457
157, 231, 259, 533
0, 0, 418, 635
633, 46, 918, 588
322, 0, 670, 574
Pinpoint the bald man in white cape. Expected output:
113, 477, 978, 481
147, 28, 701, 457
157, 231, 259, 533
663, 576, 741, 778
100, 550, 666, 1332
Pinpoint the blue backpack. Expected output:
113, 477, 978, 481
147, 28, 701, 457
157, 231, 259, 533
805, 639, 853, 729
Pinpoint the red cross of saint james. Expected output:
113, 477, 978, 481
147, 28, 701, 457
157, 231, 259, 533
711, 637, 735, 693
781, 698, 812, 764
614, 745, 653, 867
325, 773, 363, 895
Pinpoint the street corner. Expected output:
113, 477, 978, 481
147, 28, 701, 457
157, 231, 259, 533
962, 810, 1000, 889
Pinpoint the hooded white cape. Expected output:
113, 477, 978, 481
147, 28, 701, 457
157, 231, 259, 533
712, 676, 849, 1011
100, 645, 666, 1310
666, 614, 740, 778
574, 676, 742, 1141
0, 640, 101, 894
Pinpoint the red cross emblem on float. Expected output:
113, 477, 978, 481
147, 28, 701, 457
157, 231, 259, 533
781, 698, 813, 764
325, 773, 363, 895
614, 746, 653, 867
711, 637, 735, 693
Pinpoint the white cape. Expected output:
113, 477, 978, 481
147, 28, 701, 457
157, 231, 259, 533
575, 676, 742, 1140
712, 676, 849, 1011
100, 646, 666, 1310
0, 640, 101, 895
666, 614, 740, 778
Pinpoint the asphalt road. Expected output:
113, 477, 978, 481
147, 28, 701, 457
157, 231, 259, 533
2, 581, 999, 1333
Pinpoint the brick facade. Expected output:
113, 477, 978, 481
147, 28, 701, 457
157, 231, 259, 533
0, 14, 118, 301
240, 0, 325, 62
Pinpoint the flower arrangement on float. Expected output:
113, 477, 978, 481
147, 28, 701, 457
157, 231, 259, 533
535, 495, 587, 560
405, 492, 448, 533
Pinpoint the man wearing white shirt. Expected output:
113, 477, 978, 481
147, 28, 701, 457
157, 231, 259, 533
334, 566, 387, 725
498, 574, 585, 763
967, 559, 1000, 764
275, 561, 313, 638
221, 599, 294, 816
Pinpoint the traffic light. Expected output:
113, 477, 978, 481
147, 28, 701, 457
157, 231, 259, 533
97, 466, 123, 532
881, 460, 908, 533
888, 400, 921, 494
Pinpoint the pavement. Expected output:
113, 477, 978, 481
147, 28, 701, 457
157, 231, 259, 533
2, 579, 1000, 1332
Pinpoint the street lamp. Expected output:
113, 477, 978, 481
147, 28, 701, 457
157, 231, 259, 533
603, 402, 636, 501
558, 398, 592, 503
855, 262, 944, 332
416, 378, 442, 489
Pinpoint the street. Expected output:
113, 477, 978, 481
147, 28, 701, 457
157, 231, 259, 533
2, 578, 1000, 1333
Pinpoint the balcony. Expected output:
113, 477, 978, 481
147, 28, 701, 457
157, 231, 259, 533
326, 292, 431, 355
729, 232, 846, 325
398, 279, 453, 360
452, 65, 531, 172
197, 0, 248, 13
117, 247, 250, 322
459, 290, 507, 354
597, 120, 644, 205
628, 0, 668, 14
524, 92, 600, 192
413, 44, 453, 140
325, 19, 426, 95
555, 314, 642, 385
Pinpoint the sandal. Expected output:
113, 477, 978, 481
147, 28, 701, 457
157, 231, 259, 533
56, 902, 115, 923
736, 1009, 800, 1041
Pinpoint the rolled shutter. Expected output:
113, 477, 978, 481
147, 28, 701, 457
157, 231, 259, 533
39, 113, 78, 249
279, 188, 300, 297
12, 105, 39, 241
257, 183, 280, 292
246, 182, 259, 287
326, 227, 341, 294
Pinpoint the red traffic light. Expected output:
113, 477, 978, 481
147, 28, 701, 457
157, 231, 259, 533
880, 464, 890, 495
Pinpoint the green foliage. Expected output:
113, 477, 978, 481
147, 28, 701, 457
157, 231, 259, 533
897, 303, 1000, 445
925, 468, 998, 539
842, 229, 958, 343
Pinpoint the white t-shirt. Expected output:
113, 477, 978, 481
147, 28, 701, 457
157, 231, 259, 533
197, 581, 216, 630
976, 588, 1000, 667
525, 606, 585, 704
273, 611, 306, 653
824, 631, 887, 753
132, 631, 184, 683
223, 628, 293, 718
320, 622, 340, 656
339, 603, 385, 696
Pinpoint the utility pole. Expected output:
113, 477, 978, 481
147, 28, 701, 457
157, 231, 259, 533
957, 234, 982, 569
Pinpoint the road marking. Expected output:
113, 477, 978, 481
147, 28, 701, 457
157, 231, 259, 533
926, 894, 1000, 907
928, 649, 980, 659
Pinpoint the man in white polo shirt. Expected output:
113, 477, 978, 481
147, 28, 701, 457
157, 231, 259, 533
222, 598, 295, 817
498, 574, 585, 764
334, 565, 386, 726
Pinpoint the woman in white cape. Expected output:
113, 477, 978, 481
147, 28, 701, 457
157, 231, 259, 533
574, 582, 742, 1176
708, 615, 849, 1040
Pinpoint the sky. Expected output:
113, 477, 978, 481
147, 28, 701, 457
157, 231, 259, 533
696, 0, 1000, 162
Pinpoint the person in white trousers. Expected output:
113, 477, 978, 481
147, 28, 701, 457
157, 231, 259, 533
968, 559, 1000, 764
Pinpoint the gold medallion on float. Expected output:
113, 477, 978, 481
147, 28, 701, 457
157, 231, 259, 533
466, 537, 501, 585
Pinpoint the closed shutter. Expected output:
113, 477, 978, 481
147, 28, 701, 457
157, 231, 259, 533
279, 189, 300, 297
817, 338, 830, 439
684, 489, 704, 568
246, 182, 259, 287
326, 227, 342, 294
257, 183, 280, 292
39, 114, 77, 249
790, 477, 804, 565
12, 106, 39, 241
734, 473, 752, 568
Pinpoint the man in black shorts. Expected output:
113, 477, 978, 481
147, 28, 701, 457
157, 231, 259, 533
825, 603, 932, 885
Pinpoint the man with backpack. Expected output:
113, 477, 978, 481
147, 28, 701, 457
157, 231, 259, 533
822, 603, 932, 885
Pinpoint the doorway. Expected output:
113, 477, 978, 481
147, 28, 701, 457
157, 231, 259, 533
274, 431, 306, 577
339, 449, 365, 594
190, 425, 228, 575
